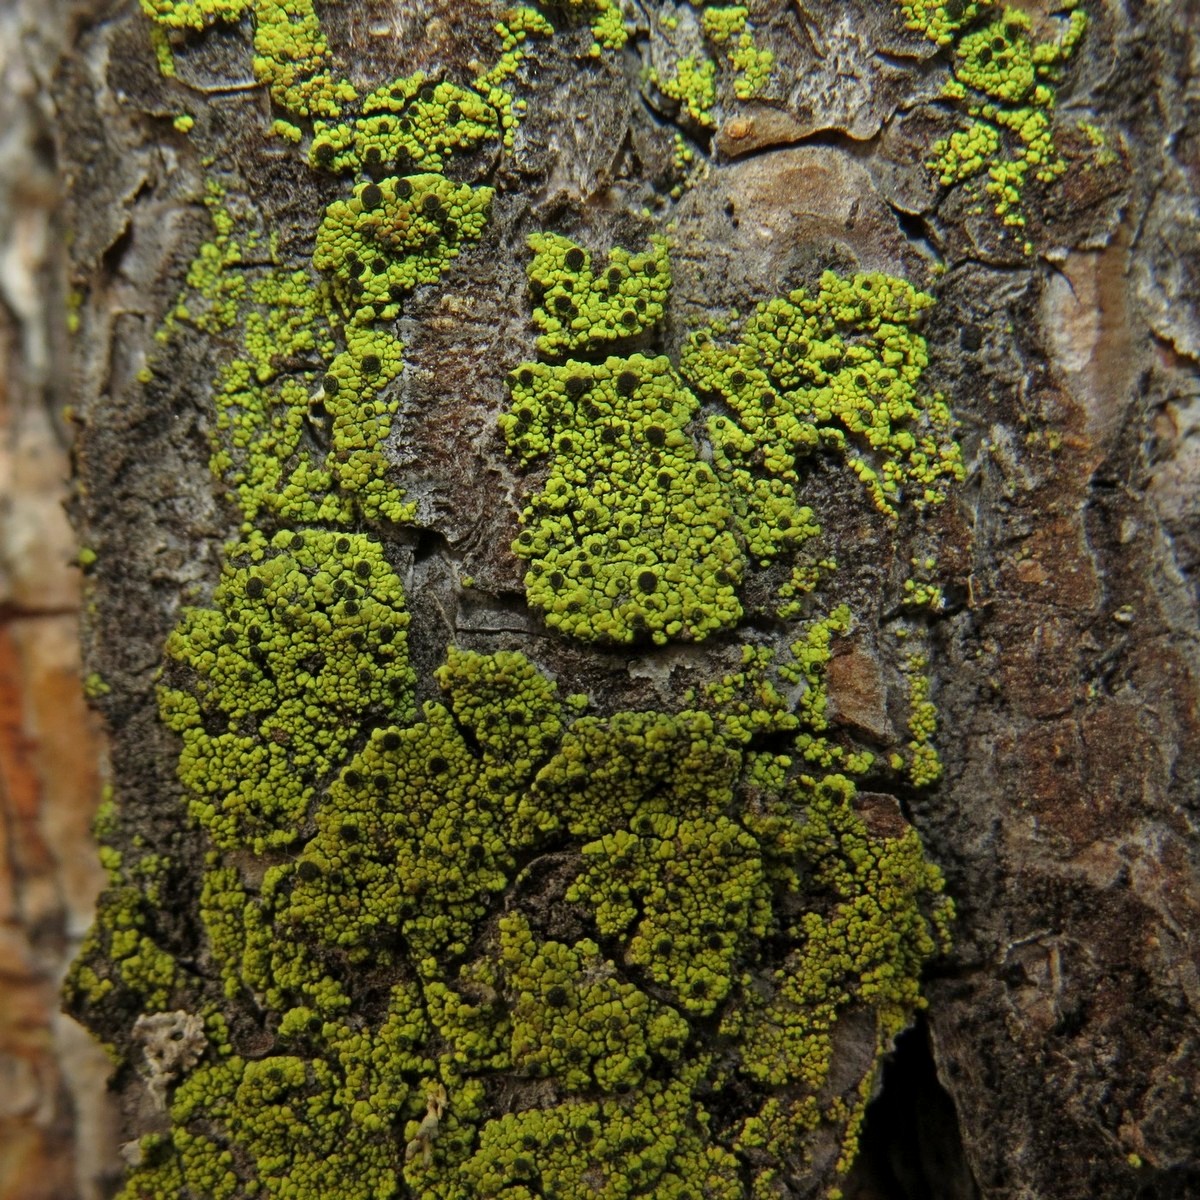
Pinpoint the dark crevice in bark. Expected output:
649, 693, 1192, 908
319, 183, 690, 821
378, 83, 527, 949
844, 1017, 980, 1200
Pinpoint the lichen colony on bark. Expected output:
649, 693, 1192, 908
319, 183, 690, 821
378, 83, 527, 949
60, 0, 1199, 1198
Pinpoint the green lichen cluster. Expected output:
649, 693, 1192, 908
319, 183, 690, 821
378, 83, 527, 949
567, 810, 769, 1016
92, 614, 952, 1200
901, 651, 943, 787
307, 76, 502, 177
458, 1069, 744, 1199
500, 236, 744, 644
684, 270, 964, 520
148, 6, 550, 533
142, 0, 352, 115
898, 0, 988, 48
209, 297, 414, 527
524, 232, 670, 354
249, 0, 353, 116
551, 0, 629, 55
503, 235, 962, 645
649, 2, 774, 129
82, 670, 111, 699
501, 350, 745, 644
314, 175, 494, 320
139, 0, 250, 33
700, 5, 774, 100
474, 9, 557, 147
902, 0, 1089, 241
730, 772, 952, 1187
79, 460, 954, 1198
65, 794, 178, 1020
158, 528, 415, 852
158, 180, 253, 339
652, 52, 719, 127
120, 988, 430, 1200
283, 647, 565, 966
71, 3, 962, 1198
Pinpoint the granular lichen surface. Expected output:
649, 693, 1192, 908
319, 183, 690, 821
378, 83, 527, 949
66, 3, 974, 1199
901, 0, 1091, 248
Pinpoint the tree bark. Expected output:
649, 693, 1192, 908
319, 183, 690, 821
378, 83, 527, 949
51, 0, 1200, 1198
0, 1, 122, 1195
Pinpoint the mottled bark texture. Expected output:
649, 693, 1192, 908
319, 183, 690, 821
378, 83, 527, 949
0, 1, 120, 1196
51, 0, 1200, 1198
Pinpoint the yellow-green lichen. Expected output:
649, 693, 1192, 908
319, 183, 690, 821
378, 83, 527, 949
251, 0, 354, 117
92, 625, 955, 1199
119, 995, 429, 1200
72, 896, 177, 1011
309, 75, 501, 176
456, 1071, 744, 1199
148, 22, 176, 76
780, 606, 853, 734
776, 555, 837, 620
729, 34, 774, 99
501, 233, 744, 643
683, 270, 964, 521
524, 233, 671, 355
651, 54, 718, 127
207, 281, 414, 528
313, 175, 493, 322
158, 528, 415, 852
649, 3, 773, 126
902, 651, 943, 786
899, 0, 989, 47
701, 6, 774, 99
498, 912, 691, 1091
908, 1, 1090, 236
502, 348, 746, 645
567, 812, 771, 1016
200, 858, 361, 1017
139, 0, 250, 32
1077, 118, 1118, 168
152, 38, 530, 531
283, 648, 565, 965
505, 237, 962, 646
270, 117, 302, 142
902, 556, 945, 612
729, 771, 952, 1191
156, 180, 254, 341
474, 8, 555, 148
700, 4, 747, 43
76, 3, 962, 1198
552, 0, 629, 55
142, 0, 355, 116
735, 773, 951, 1092
83, 671, 111, 699
65, 799, 179, 1017
697, 642, 800, 747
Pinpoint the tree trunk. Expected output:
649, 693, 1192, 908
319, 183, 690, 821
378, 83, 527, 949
1, 1, 122, 1196
52, 0, 1200, 1197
